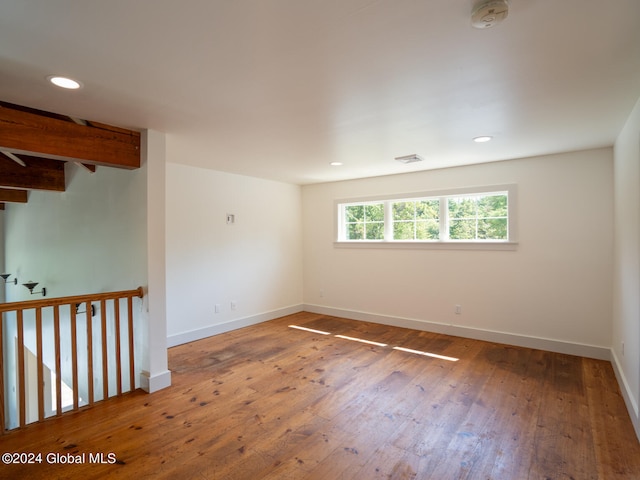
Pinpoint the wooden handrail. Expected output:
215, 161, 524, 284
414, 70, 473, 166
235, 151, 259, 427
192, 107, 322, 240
0, 286, 144, 313
1, 286, 145, 432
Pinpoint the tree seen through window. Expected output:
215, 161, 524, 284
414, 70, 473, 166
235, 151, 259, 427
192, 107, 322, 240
345, 203, 384, 240
448, 194, 507, 240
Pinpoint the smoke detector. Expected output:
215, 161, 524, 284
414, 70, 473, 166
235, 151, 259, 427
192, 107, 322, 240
471, 0, 509, 29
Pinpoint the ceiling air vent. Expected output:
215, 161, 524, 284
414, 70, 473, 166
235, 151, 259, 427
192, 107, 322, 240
395, 154, 423, 164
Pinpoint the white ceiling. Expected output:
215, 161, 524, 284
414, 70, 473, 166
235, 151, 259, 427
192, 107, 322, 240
1, 0, 639, 185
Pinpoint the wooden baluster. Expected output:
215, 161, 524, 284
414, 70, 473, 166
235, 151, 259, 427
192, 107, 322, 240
36, 308, 44, 422
70, 307, 79, 411
128, 296, 135, 392
101, 299, 108, 401
54, 306, 62, 416
0, 312, 5, 432
16, 310, 25, 427
114, 299, 122, 396
86, 301, 94, 405
0, 287, 143, 430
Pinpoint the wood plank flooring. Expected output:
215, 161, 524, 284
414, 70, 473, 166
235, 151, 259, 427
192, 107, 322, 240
1, 312, 639, 479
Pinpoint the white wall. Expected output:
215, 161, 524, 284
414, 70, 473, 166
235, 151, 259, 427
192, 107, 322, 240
4, 163, 148, 300
142, 129, 171, 393
165, 162, 303, 346
613, 96, 640, 439
302, 148, 613, 358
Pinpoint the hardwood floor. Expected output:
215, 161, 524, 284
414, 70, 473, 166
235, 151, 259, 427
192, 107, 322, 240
1, 312, 639, 479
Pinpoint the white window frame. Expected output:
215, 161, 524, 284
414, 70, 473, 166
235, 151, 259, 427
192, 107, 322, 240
334, 184, 518, 251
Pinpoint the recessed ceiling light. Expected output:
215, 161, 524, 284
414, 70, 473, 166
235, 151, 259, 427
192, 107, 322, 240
48, 76, 83, 90
473, 136, 493, 143
330, 162, 343, 166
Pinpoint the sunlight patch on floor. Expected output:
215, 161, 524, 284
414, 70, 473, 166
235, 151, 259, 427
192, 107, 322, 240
288, 325, 331, 335
393, 346, 459, 362
335, 334, 388, 347
288, 325, 459, 361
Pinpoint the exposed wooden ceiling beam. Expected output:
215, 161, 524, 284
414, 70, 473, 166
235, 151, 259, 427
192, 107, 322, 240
0, 102, 140, 169
0, 188, 28, 203
0, 153, 65, 191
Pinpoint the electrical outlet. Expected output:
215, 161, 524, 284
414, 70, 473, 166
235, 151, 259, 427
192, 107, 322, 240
215, 304, 221, 314
320, 290, 324, 298
622, 341, 625, 356
231, 301, 237, 311
455, 304, 462, 315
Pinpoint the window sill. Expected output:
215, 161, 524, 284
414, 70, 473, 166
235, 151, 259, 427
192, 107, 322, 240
333, 241, 519, 251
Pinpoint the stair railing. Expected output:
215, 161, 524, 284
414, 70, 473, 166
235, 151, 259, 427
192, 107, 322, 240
0, 287, 144, 432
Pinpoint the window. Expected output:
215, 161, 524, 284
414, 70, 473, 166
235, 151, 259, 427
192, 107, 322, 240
393, 199, 440, 240
447, 193, 508, 240
336, 185, 516, 249
344, 202, 384, 240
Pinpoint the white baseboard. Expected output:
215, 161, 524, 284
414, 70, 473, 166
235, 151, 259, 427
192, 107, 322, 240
610, 349, 640, 441
303, 304, 611, 361
140, 369, 172, 393
166, 304, 304, 348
